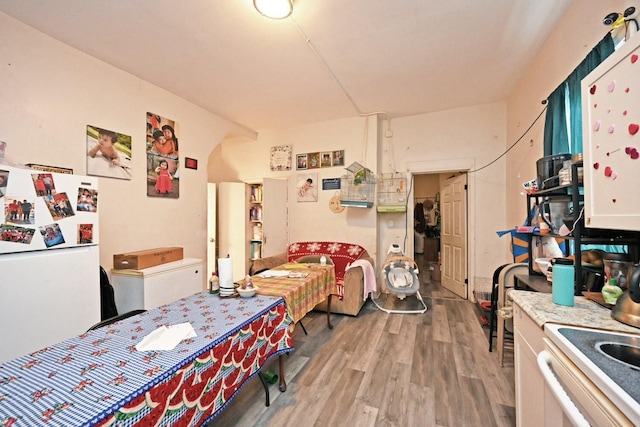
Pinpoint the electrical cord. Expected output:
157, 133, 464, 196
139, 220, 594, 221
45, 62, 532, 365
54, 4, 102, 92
467, 105, 548, 174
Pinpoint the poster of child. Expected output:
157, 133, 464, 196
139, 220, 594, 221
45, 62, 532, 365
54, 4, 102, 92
297, 173, 318, 202
86, 125, 132, 180
146, 112, 180, 198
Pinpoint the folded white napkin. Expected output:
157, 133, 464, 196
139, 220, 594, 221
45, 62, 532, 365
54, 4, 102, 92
135, 323, 196, 352
258, 270, 290, 278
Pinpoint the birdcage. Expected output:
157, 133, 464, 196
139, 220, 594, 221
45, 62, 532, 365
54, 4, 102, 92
376, 173, 407, 212
340, 162, 375, 208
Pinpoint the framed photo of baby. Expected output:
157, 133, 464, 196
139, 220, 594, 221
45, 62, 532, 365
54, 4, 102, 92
86, 125, 132, 180
146, 112, 180, 198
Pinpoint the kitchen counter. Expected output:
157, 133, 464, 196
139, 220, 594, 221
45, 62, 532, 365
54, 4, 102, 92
508, 289, 640, 334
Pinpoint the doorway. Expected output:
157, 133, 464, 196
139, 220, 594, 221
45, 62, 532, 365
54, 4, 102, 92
407, 159, 472, 299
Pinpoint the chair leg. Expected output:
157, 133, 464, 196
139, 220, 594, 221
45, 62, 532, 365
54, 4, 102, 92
257, 373, 270, 407
488, 304, 495, 352
299, 319, 308, 335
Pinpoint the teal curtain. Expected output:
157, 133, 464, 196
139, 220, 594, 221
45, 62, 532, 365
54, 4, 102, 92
543, 84, 569, 155
543, 33, 615, 156
567, 33, 615, 154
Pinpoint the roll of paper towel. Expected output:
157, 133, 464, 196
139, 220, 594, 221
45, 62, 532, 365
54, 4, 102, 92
218, 257, 234, 288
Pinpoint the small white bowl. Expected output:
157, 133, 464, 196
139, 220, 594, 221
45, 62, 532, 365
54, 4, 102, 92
237, 286, 257, 298
535, 258, 552, 274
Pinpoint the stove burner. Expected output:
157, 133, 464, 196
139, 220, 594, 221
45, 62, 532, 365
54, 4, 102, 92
597, 341, 640, 370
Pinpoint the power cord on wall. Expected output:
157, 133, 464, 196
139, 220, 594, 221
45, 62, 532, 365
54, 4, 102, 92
467, 105, 547, 174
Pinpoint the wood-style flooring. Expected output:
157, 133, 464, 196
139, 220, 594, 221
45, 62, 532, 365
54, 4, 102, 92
208, 254, 515, 427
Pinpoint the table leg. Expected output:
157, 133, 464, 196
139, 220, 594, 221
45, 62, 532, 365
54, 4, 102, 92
278, 354, 287, 392
326, 294, 334, 329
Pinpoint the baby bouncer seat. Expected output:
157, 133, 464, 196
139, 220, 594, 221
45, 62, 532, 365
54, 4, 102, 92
372, 244, 427, 314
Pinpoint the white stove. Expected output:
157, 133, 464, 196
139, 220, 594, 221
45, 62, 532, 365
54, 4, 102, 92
544, 323, 640, 425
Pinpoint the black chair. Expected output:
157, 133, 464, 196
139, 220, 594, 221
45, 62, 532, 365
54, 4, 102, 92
99, 266, 119, 320
87, 309, 147, 331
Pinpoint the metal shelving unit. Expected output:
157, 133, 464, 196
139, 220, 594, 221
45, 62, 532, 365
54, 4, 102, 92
524, 161, 640, 295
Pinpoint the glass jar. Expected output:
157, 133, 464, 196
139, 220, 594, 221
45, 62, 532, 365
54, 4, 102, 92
558, 160, 572, 185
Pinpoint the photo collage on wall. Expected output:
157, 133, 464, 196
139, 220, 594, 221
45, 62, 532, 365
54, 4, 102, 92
86, 125, 133, 180
297, 150, 344, 170
0, 170, 97, 247
146, 112, 180, 198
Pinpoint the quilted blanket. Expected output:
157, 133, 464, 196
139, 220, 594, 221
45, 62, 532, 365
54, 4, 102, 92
287, 241, 368, 299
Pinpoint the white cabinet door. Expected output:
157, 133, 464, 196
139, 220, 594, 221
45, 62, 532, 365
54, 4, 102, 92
207, 183, 217, 280
514, 302, 549, 427
218, 182, 248, 282
262, 178, 288, 257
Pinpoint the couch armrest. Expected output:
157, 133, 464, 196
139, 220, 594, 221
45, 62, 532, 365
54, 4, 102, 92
249, 252, 288, 275
342, 256, 374, 297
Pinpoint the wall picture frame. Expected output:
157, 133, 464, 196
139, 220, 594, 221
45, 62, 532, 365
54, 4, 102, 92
308, 152, 320, 169
320, 152, 332, 167
185, 157, 198, 170
296, 154, 308, 170
270, 145, 292, 171
332, 150, 345, 167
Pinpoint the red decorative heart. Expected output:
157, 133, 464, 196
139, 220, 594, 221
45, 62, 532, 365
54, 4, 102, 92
632, 150, 640, 160
594, 162, 600, 170
604, 166, 612, 177
632, 54, 638, 64
626, 88, 630, 93
626, 147, 632, 154
624, 110, 628, 115
590, 85, 597, 95
630, 123, 639, 135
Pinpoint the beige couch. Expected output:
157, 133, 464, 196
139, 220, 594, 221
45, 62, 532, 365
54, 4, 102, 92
249, 241, 375, 316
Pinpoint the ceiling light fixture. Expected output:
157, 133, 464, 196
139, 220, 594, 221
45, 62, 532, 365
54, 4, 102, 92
254, 0, 293, 19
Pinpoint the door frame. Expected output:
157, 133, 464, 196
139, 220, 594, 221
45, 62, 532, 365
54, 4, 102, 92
406, 158, 475, 299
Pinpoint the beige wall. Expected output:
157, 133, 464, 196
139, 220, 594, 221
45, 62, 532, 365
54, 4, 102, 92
209, 116, 378, 261
1, 1, 622, 300
0, 13, 250, 282
213, 101, 509, 294
506, 0, 629, 227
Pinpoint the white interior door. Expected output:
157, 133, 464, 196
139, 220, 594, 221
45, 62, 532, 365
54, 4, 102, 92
262, 178, 288, 257
207, 183, 217, 280
441, 173, 468, 298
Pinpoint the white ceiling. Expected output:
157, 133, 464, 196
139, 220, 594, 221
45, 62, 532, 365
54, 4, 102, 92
0, 0, 573, 131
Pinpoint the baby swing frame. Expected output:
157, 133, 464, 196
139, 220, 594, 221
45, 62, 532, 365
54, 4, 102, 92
371, 245, 428, 314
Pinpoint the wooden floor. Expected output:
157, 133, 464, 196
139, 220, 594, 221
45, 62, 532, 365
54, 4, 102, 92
208, 254, 516, 427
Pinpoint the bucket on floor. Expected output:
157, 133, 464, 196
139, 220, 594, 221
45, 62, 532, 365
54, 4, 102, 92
429, 262, 441, 282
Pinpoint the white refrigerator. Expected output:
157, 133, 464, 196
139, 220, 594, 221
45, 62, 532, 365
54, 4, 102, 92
0, 162, 100, 363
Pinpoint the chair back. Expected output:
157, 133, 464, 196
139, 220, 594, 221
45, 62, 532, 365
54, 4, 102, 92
295, 255, 334, 265
100, 266, 119, 320
87, 309, 146, 331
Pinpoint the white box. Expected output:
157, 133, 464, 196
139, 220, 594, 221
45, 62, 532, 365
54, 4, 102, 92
111, 258, 204, 313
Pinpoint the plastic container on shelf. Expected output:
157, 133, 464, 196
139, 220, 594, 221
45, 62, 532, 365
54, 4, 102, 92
552, 258, 574, 306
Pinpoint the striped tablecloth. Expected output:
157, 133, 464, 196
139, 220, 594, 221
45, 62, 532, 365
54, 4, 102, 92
0, 292, 293, 426
253, 264, 338, 324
